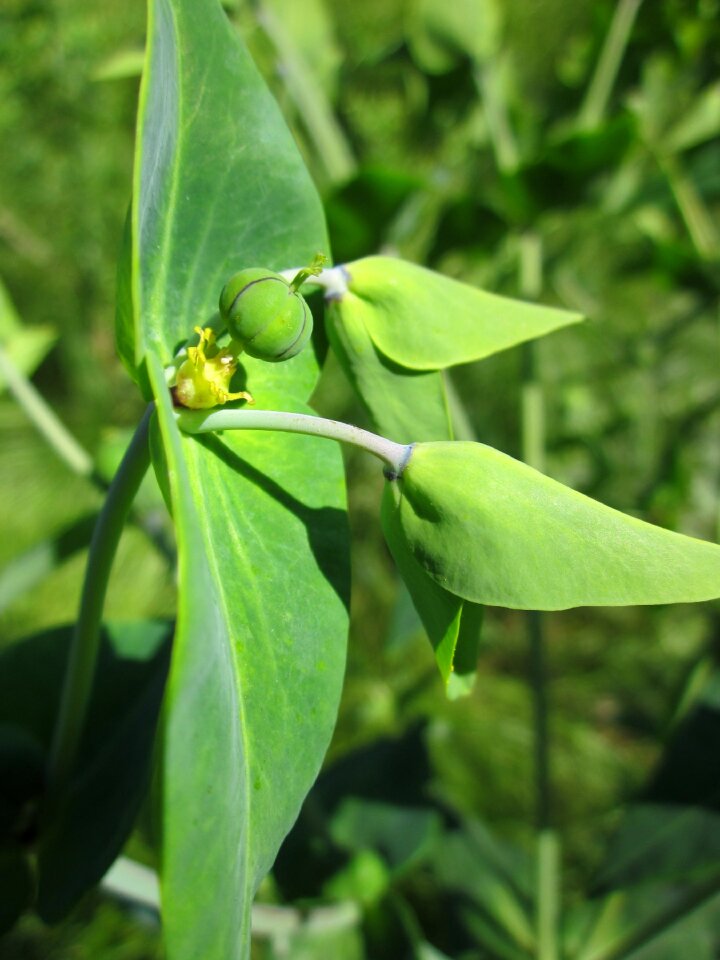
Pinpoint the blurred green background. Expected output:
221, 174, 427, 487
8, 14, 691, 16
1, 0, 720, 956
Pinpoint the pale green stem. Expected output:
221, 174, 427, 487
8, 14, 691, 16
519, 232, 560, 960
176, 407, 413, 478
47, 405, 153, 795
578, 0, 644, 129
581, 872, 720, 960
655, 150, 720, 260
536, 830, 560, 960
0, 344, 93, 476
0, 344, 174, 566
474, 63, 520, 174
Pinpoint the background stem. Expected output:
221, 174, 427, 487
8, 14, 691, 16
474, 63, 520, 173
0, 343, 93, 477
654, 150, 720, 261
579, 0, 644, 129
47, 405, 153, 795
520, 232, 560, 960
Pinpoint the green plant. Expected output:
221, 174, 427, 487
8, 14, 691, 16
1, 1, 720, 959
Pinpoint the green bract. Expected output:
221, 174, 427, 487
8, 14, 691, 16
325, 255, 582, 444
219, 268, 313, 362
382, 442, 720, 611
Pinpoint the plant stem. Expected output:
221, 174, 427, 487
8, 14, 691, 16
0, 344, 175, 568
578, 0, 644, 129
47, 405, 153, 795
175, 407, 413, 478
519, 232, 560, 960
537, 830, 560, 960
0, 344, 93, 477
474, 62, 520, 174
655, 150, 720, 260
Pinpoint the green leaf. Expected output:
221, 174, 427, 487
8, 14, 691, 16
337, 256, 582, 372
253, 901, 364, 960
0, 622, 171, 923
330, 797, 442, 876
150, 360, 349, 959
405, 0, 503, 73
326, 296, 452, 444
382, 487, 481, 696
0, 277, 56, 391
595, 805, 720, 893
432, 821, 534, 957
129, 2, 350, 957
120, 0, 327, 380
0, 514, 96, 615
566, 885, 720, 960
665, 82, 720, 154
384, 442, 720, 609
594, 667, 720, 893
327, 293, 481, 695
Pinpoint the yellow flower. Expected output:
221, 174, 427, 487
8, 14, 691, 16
173, 327, 254, 410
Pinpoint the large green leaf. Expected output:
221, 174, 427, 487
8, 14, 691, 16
129, 3, 350, 957
150, 359, 349, 959
120, 0, 328, 378
384, 442, 720, 609
336, 256, 582, 372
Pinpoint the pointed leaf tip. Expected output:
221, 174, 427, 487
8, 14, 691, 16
340, 256, 582, 372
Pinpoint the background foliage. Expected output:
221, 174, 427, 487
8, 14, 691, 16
1, 0, 719, 956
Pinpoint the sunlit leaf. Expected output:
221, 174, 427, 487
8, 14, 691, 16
130, 2, 350, 957
382, 488, 481, 696
0, 278, 56, 392
325, 296, 451, 444
335, 256, 581, 372
384, 441, 720, 609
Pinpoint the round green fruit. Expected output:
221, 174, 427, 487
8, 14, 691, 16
219, 268, 313, 362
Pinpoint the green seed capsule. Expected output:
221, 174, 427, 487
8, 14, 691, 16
219, 268, 313, 362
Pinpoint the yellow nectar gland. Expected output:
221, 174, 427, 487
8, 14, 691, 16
173, 327, 254, 410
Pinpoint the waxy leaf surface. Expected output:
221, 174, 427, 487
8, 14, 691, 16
131, 3, 350, 958
326, 297, 451, 444
384, 442, 720, 610
341, 256, 582, 371
327, 300, 481, 694
382, 485, 481, 697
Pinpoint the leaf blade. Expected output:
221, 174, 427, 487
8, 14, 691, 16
149, 354, 349, 959
391, 441, 720, 609
341, 256, 582, 371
